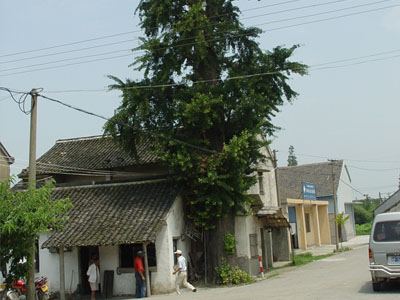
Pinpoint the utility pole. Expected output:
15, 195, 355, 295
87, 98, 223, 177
26, 89, 38, 300
329, 159, 339, 251
273, 150, 281, 207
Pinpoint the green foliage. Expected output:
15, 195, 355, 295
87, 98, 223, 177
331, 212, 350, 248
354, 196, 380, 225
215, 258, 253, 285
0, 178, 72, 282
287, 145, 298, 166
332, 212, 350, 227
354, 205, 373, 225
223, 232, 235, 255
356, 223, 372, 235
105, 0, 307, 230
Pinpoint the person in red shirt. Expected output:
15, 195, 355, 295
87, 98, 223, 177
134, 251, 146, 298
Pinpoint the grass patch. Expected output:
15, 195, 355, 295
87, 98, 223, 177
334, 246, 352, 253
292, 252, 334, 266
356, 223, 371, 235
266, 273, 279, 279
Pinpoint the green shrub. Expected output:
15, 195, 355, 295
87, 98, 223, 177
354, 205, 373, 224
215, 258, 253, 285
356, 223, 371, 235
223, 232, 236, 255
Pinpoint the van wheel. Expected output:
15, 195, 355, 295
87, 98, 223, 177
372, 282, 382, 291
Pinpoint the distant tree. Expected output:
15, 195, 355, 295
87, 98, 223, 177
287, 145, 298, 166
354, 205, 373, 225
354, 195, 380, 225
0, 178, 71, 295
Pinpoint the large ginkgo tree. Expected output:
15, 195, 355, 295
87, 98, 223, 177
105, 0, 307, 281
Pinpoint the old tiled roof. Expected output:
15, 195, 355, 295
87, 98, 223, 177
42, 179, 178, 248
20, 135, 159, 177
0, 141, 14, 164
260, 211, 290, 228
277, 161, 344, 202
374, 189, 400, 215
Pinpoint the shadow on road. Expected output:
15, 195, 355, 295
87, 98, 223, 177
359, 280, 400, 294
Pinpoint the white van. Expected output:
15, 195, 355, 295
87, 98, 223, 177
369, 212, 400, 291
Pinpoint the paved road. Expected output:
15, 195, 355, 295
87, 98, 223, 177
149, 245, 400, 300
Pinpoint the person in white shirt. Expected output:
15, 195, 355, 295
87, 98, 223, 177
172, 250, 196, 294
87, 258, 100, 300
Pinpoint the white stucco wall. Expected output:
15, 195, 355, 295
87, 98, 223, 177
38, 196, 189, 296
336, 165, 354, 213
36, 233, 80, 293
0, 154, 10, 182
335, 164, 356, 240
235, 216, 265, 275
247, 146, 279, 208
151, 195, 190, 294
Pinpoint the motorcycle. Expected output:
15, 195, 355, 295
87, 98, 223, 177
0, 278, 6, 300
5, 277, 49, 300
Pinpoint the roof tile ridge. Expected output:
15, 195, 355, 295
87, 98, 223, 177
56, 135, 112, 143
277, 161, 332, 169
52, 178, 170, 191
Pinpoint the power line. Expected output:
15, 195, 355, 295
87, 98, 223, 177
278, 149, 400, 164
1, 1, 397, 77
0, 0, 358, 65
39, 94, 109, 121
0, 87, 36, 114
357, 184, 398, 190
0, 95, 11, 101
339, 178, 366, 196
0, 41, 138, 66
38, 94, 217, 154
347, 165, 400, 172
5, 47, 400, 93
0, 0, 310, 59
0, 49, 136, 73
261, 2, 400, 33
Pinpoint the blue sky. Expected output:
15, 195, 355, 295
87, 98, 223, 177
1, 0, 399, 199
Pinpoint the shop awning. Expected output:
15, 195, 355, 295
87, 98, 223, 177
258, 210, 290, 229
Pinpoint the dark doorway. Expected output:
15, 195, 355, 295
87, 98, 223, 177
79, 246, 99, 294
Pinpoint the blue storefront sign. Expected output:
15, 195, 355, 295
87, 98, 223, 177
302, 182, 316, 200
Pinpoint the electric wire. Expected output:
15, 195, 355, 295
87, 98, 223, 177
278, 149, 400, 164
39, 94, 217, 154
1, 1, 398, 77
0, 87, 37, 114
0, 95, 11, 101
347, 165, 400, 172
0, 0, 316, 59
0, 0, 364, 65
340, 178, 367, 196
5, 156, 148, 176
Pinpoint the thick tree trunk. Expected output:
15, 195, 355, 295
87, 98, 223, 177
206, 214, 238, 283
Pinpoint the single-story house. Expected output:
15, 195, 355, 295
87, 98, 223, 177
277, 160, 356, 247
17, 135, 290, 297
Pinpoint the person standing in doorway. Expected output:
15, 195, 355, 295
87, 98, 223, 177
87, 258, 100, 300
173, 250, 196, 294
134, 250, 146, 298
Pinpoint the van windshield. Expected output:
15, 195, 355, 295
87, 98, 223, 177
373, 221, 400, 242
